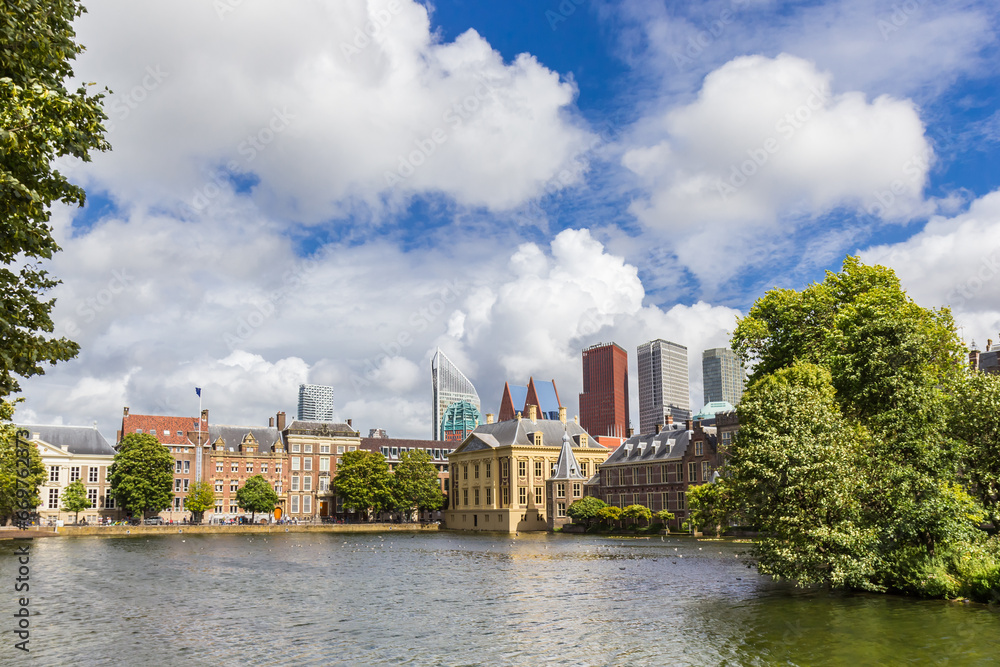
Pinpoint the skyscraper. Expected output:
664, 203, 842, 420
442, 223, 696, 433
431, 348, 482, 441
636, 339, 690, 434
702, 347, 746, 406
579, 342, 629, 438
297, 384, 334, 421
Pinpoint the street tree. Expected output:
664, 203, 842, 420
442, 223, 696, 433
333, 450, 393, 521
566, 496, 607, 527
236, 475, 278, 523
596, 505, 621, 528
0, 0, 110, 399
391, 450, 444, 521
621, 504, 652, 527
654, 509, 675, 526
185, 480, 216, 525
109, 433, 174, 519
60, 479, 90, 523
687, 478, 735, 537
0, 400, 46, 525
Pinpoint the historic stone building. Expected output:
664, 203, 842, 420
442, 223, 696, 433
282, 417, 360, 521
445, 406, 611, 532
23, 424, 122, 524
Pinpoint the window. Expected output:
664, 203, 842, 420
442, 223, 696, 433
303, 476, 312, 492
474, 464, 479, 479
348, 446, 357, 452
688, 462, 697, 482
678, 492, 686, 510
533, 432, 543, 446
275, 464, 282, 474
164, 430, 170, 436
502, 487, 510, 506
230, 482, 238, 493
320, 445, 330, 454
572, 483, 581, 498
105, 493, 115, 509
290, 496, 299, 513
303, 458, 312, 471
463, 465, 468, 480
518, 487, 527, 505
303, 495, 312, 514
556, 483, 566, 498
474, 488, 480, 505
183, 479, 190, 492
292, 457, 300, 471
215, 482, 223, 492
175, 460, 182, 474
69, 466, 81, 482
246, 463, 253, 473
434, 449, 441, 459
88, 467, 99, 483
184, 460, 190, 474
174, 479, 182, 492
215, 505, 223, 514
230, 504, 238, 513
463, 489, 469, 506
391, 447, 398, 458
695, 441, 703, 456
87, 488, 98, 506
320, 457, 330, 472
534, 461, 542, 479
702, 461, 711, 481
518, 461, 526, 478
292, 444, 300, 453
174, 497, 181, 510
231, 463, 239, 473
501, 459, 509, 479
135, 428, 142, 433
48, 489, 59, 509
580, 462, 588, 477
216, 462, 224, 472
49, 466, 59, 483
319, 477, 329, 492
275, 482, 282, 495
291, 475, 300, 492
557, 502, 566, 518
338, 446, 345, 454
485, 488, 492, 505
304, 444, 312, 454
177, 431, 183, 436
485, 462, 491, 478
534, 487, 542, 505
261, 464, 268, 474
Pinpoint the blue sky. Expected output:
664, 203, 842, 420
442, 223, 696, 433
17, 0, 1000, 439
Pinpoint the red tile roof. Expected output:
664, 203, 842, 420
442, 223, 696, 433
121, 414, 206, 445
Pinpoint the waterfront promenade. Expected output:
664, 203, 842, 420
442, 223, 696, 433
0, 522, 440, 539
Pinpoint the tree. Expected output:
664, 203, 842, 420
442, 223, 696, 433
951, 371, 1000, 531
654, 509, 675, 526
391, 450, 444, 521
621, 504, 652, 527
60, 479, 90, 523
687, 478, 735, 537
236, 475, 278, 523
333, 450, 393, 521
596, 505, 621, 528
0, 400, 45, 525
109, 433, 174, 518
1, 0, 110, 399
185, 480, 216, 525
566, 496, 607, 527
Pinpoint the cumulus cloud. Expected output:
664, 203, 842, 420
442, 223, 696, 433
69, 0, 594, 220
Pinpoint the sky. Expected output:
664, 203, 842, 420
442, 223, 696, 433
15, 0, 1000, 441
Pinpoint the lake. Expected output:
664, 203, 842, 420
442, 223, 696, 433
3, 531, 999, 665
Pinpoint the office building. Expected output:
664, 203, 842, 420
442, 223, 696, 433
297, 384, 335, 422
579, 342, 630, 438
636, 339, 691, 435
431, 348, 482, 441
702, 348, 745, 406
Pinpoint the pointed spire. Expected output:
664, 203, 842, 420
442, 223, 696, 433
552, 427, 584, 479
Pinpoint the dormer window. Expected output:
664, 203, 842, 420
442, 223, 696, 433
533, 432, 543, 447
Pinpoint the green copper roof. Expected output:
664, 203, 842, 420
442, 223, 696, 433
693, 401, 736, 420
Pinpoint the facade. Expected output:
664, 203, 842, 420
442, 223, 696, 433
282, 417, 361, 521
22, 424, 122, 524
498, 377, 562, 421
702, 348, 745, 406
970, 338, 1000, 374
118, 407, 210, 521
431, 348, 482, 441
579, 342, 630, 438
637, 339, 691, 434
445, 407, 611, 533
297, 383, 335, 421
585, 419, 721, 530
208, 416, 288, 522
361, 437, 453, 521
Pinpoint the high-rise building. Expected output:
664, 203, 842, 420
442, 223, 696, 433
297, 384, 335, 421
702, 347, 746, 406
431, 348, 482, 441
579, 342, 630, 438
636, 339, 690, 434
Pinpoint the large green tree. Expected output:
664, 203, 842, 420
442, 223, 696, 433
950, 371, 1000, 531
1, 0, 110, 398
236, 475, 278, 523
109, 433, 174, 518
391, 450, 444, 521
184, 480, 216, 525
621, 504, 652, 527
0, 400, 45, 525
333, 450, 393, 521
60, 478, 90, 523
687, 477, 734, 537
566, 496, 607, 527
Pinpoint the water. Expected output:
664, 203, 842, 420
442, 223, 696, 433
3, 532, 999, 665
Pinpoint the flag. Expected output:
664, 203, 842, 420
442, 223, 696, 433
196, 387, 201, 397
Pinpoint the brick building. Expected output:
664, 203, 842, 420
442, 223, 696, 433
282, 417, 360, 521
208, 417, 288, 522
579, 342, 630, 439
360, 436, 453, 521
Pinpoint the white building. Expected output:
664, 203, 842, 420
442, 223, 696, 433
297, 383, 335, 421
637, 339, 691, 435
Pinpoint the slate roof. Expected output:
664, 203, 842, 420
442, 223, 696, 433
283, 420, 356, 436
455, 417, 603, 454
551, 432, 585, 479
209, 425, 284, 452
600, 424, 692, 466
20, 424, 116, 456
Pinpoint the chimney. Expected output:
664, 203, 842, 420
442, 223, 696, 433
627, 427, 634, 437
970, 349, 981, 371
528, 405, 537, 422
559, 406, 567, 423
666, 414, 674, 426
269, 417, 274, 427
655, 423, 663, 434
123, 406, 129, 417
276, 411, 286, 431
989, 339, 994, 352
685, 419, 693, 431
486, 413, 494, 424
347, 418, 352, 428
201, 408, 209, 423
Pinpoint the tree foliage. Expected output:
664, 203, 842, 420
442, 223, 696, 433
566, 496, 607, 526
728, 257, 999, 599
0, 0, 110, 398
621, 504, 652, 526
596, 505, 621, 527
0, 399, 45, 525
687, 478, 734, 537
391, 450, 444, 520
236, 475, 278, 522
333, 450, 393, 520
185, 480, 215, 524
654, 509, 675, 525
109, 433, 174, 518
950, 371, 1000, 530
60, 478, 90, 522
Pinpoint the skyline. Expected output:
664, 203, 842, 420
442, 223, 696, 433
14, 0, 1000, 441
